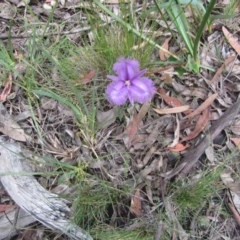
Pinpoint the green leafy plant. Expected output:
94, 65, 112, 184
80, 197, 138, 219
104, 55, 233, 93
92, 0, 179, 64
91, 0, 217, 72
92, 226, 154, 240
154, 0, 217, 72
72, 178, 129, 229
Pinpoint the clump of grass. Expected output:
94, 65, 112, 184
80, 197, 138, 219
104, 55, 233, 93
170, 167, 224, 230
154, 0, 217, 72
223, 0, 239, 15
72, 178, 130, 230
93, 0, 218, 72
173, 169, 222, 211
92, 23, 155, 71
92, 225, 154, 240
0, 42, 15, 74
89, 1, 157, 70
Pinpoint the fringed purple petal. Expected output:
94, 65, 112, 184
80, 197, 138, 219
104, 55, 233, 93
124, 58, 140, 70
113, 57, 140, 81
106, 81, 128, 105
106, 57, 156, 105
129, 77, 156, 103
112, 58, 127, 81
125, 59, 140, 79
130, 69, 147, 80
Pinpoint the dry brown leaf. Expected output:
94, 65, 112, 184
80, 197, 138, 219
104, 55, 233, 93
0, 103, 31, 142
0, 73, 12, 102
222, 26, 240, 56
210, 56, 235, 85
184, 93, 218, 119
0, 204, 15, 213
230, 122, 240, 135
181, 107, 210, 142
151, 66, 175, 84
168, 115, 180, 148
97, 108, 117, 129
124, 102, 150, 148
130, 188, 142, 217
159, 37, 171, 61
227, 191, 240, 227
168, 143, 189, 152
158, 88, 183, 107
154, 105, 190, 115
205, 145, 215, 162
140, 158, 163, 177
230, 138, 240, 149
80, 70, 96, 84
221, 171, 240, 226
132, 41, 147, 50
145, 183, 154, 205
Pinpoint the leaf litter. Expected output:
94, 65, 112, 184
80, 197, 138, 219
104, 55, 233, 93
0, 1, 240, 240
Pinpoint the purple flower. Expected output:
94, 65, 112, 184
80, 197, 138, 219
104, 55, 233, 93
106, 57, 156, 105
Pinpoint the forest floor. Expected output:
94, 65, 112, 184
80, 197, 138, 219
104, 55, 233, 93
1, 0, 240, 239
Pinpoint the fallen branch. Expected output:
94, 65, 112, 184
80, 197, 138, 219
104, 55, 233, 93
0, 139, 93, 240
163, 95, 240, 179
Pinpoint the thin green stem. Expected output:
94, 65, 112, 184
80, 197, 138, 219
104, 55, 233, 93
153, 0, 173, 33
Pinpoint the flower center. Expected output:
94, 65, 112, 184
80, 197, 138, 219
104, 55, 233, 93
125, 80, 131, 86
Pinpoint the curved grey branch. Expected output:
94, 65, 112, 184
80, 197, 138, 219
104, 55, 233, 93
0, 140, 93, 240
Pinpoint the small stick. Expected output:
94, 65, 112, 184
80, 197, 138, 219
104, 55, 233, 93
163, 95, 240, 179
179, 95, 240, 177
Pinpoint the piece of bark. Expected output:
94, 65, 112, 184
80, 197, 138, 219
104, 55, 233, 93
0, 139, 93, 240
163, 96, 240, 179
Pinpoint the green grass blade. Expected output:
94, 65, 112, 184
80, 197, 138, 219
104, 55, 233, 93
166, 0, 194, 55
193, 0, 217, 62
33, 88, 84, 124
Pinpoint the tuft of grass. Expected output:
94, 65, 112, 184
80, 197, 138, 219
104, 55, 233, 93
92, 225, 153, 240
223, 0, 239, 15
92, 0, 218, 72
72, 178, 130, 230
92, 0, 179, 61
0, 42, 15, 74
173, 169, 223, 211
22, 37, 99, 147
87, 2, 157, 71
92, 23, 154, 71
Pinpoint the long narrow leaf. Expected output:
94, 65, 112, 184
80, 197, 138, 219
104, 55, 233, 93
33, 89, 84, 124
166, 0, 194, 55
193, 0, 217, 62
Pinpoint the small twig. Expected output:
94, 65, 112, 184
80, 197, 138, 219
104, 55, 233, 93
179, 95, 240, 178
163, 95, 240, 179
